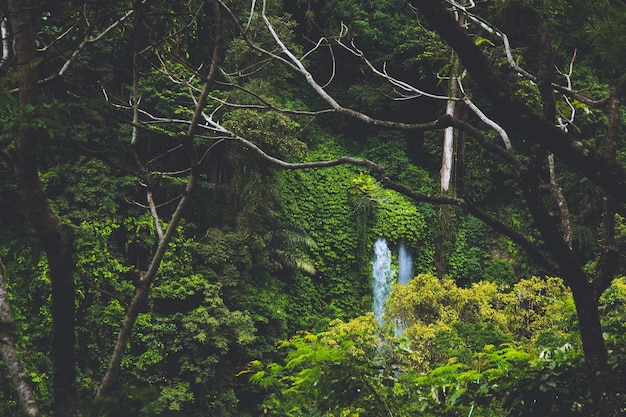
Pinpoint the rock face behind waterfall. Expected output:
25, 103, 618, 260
372, 238, 395, 326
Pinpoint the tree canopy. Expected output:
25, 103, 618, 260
0, 0, 625, 416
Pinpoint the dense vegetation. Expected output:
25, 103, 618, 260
0, 0, 625, 416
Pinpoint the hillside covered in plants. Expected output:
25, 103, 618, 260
1, 0, 626, 416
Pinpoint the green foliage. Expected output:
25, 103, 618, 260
80, 227, 260, 416
222, 109, 307, 159
17, 99, 90, 139
244, 314, 396, 417
412, 343, 589, 417
247, 275, 626, 416
41, 157, 124, 222
448, 216, 490, 285
483, 258, 517, 286
277, 137, 435, 323
276, 142, 370, 319
550, 0, 626, 78
318, 0, 449, 75
351, 170, 435, 274
3, 1, 626, 416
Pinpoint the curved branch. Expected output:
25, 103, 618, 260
338, 39, 453, 101
218, 1, 449, 131
380, 177, 560, 274
411, 0, 626, 202
444, 0, 609, 107
35, 10, 134, 89
96, 0, 224, 398
462, 97, 511, 150
224, 126, 559, 276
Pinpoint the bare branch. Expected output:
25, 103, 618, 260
303, 37, 337, 88
37, 21, 79, 52
147, 144, 184, 166
97, 0, 225, 398
246, 0, 257, 30
45, 10, 134, 84
338, 39, 452, 101
458, 77, 512, 150
139, 3, 205, 56
444, 0, 609, 107
147, 189, 165, 240
443, 0, 534, 81
218, 122, 558, 274
214, 78, 336, 116
413, 0, 626, 200
441, 75, 458, 191
554, 49, 578, 131
463, 97, 512, 150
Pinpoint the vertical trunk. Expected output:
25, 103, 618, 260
0, 17, 10, 70
0, 260, 41, 417
594, 91, 621, 293
547, 154, 573, 248
570, 286, 622, 416
435, 52, 460, 278
8, 1, 77, 416
440, 65, 458, 193
440, 96, 455, 192
96, 278, 150, 396
434, 205, 457, 279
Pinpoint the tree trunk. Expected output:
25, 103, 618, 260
8, 1, 77, 416
440, 94, 455, 192
570, 285, 623, 416
96, 0, 222, 397
435, 48, 460, 279
440, 46, 459, 193
0, 260, 41, 417
434, 205, 457, 279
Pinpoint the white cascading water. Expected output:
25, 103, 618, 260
397, 242, 413, 286
372, 238, 396, 326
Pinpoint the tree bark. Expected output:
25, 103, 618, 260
409, 2, 624, 415
571, 286, 622, 416
520, 153, 622, 416
0, 260, 41, 417
0, 17, 10, 70
547, 154, 573, 248
7, 1, 77, 416
411, 0, 626, 201
441, 88, 456, 192
96, 0, 223, 397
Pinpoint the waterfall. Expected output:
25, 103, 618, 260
372, 238, 395, 326
397, 242, 413, 286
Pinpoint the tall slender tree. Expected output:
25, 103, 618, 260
6, 1, 76, 415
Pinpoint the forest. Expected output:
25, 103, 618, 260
0, 0, 626, 416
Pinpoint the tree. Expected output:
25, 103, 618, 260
1, 0, 625, 415
5, 1, 77, 415
408, 2, 625, 415
1, 0, 226, 415
246, 274, 607, 416
210, 0, 626, 414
